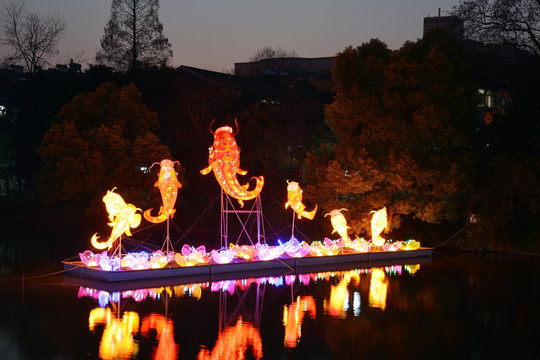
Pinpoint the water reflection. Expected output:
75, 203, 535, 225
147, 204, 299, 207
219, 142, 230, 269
74, 263, 423, 359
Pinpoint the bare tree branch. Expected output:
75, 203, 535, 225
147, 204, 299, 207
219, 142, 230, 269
1, 0, 66, 74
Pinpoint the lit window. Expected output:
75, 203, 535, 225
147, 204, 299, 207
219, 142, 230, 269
0, 105, 6, 118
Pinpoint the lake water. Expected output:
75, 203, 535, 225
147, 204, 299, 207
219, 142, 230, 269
1, 223, 540, 359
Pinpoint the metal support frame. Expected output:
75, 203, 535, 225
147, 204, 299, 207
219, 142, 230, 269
220, 189, 265, 249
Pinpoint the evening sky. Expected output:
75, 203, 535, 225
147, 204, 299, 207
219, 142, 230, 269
0, 0, 459, 71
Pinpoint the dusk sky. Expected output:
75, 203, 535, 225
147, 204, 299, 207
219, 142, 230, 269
1, 0, 459, 72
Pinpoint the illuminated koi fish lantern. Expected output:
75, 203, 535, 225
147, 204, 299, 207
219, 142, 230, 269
325, 209, 350, 242
200, 119, 264, 207
285, 181, 317, 220
144, 159, 182, 223
91, 188, 142, 250
370, 207, 388, 247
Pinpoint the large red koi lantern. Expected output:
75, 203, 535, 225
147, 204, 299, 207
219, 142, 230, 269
200, 119, 264, 207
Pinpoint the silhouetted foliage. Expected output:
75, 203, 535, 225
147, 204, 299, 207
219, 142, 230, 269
306, 33, 478, 235
35, 82, 177, 217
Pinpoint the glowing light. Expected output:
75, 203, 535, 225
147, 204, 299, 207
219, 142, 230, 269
326, 271, 359, 318
283, 296, 316, 348
89, 307, 140, 360
369, 268, 388, 310
282, 238, 311, 258
144, 159, 182, 224
197, 316, 263, 360
285, 181, 317, 220
141, 314, 178, 360
347, 237, 371, 253
382, 241, 402, 252
122, 251, 150, 270
370, 207, 388, 247
175, 244, 210, 266
200, 119, 264, 207
211, 248, 236, 264
401, 239, 421, 250
255, 243, 284, 261
98, 253, 120, 271
325, 209, 350, 242
230, 243, 257, 260
91, 188, 142, 250
79, 250, 107, 267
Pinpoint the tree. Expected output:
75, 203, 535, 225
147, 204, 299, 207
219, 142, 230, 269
95, 0, 172, 71
35, 82, 177, 216
305, 33, 478, 235
248, 46, 299, 75
0, 0, 66, 74
451, 0, 540, 55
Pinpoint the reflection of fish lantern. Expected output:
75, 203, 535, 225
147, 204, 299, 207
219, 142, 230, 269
197, 316, 263, 360
144, 159, 182, 223
89, 307, 140, 360
285, 181, 317, 220
369, 268, 388, 310
283, 296, 316, 348
325, 208, 350, 242
91, 188, 142, 250
370, 207, 388, 247
200, 119, 264, 207
141, 314, 178, 360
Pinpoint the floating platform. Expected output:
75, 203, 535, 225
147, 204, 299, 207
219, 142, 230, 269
63, 247, 432, 284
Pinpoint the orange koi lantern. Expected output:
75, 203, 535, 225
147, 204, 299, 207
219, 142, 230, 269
200, 119, 264, 207
144, 159, 182, 224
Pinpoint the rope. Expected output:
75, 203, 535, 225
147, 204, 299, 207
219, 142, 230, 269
434, 227, 466, 248
0, 266, 77, 283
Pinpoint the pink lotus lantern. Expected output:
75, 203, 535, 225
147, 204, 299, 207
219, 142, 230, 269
175, 244, 211, 266
283, 238, 311, 258
256, 243, 284, 261
79, 250, 107, 267
230, 244, 257, 260
211, 248, 236, 264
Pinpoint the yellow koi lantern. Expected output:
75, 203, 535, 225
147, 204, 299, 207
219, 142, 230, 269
325, 208, 350, 242
370, 207, 388, 247
200, 119, 264, 207
91, 188, 141, 250
285, 181, 317, 220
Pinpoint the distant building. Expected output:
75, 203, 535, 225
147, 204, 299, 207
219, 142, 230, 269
234, 57, 334, 92
423, 12, 464, 39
